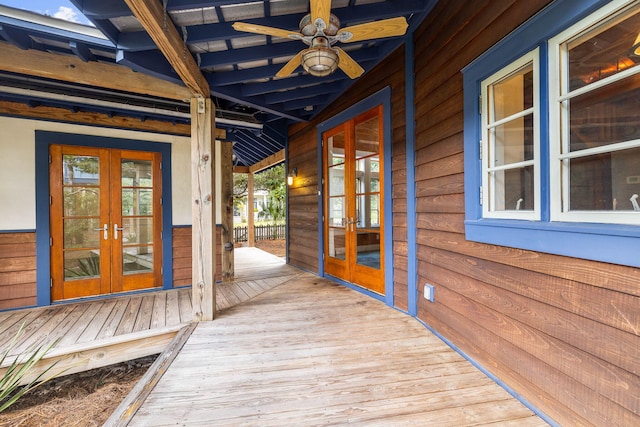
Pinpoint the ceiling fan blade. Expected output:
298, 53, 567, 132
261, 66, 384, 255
276, 51, 304, 78
232, 22, 302, 40
310, 0, 332, 30
335, 47, 364, 79
339, 16, 408, 43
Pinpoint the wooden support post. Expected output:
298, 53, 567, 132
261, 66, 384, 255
220, 141, 234, 281
247, 172, 255, 247
191, 97, 216, 321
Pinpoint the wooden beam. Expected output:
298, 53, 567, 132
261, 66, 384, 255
0, 100, 227, 139
249, 149, 285, 173
220, 141, 235, 281
233, 166, 250, 174
0, 42, 191, 101
124, 0, 210, 97
191, 97, 216, 321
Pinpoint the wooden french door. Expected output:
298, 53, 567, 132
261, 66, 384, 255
323, 106, 385, 294
50, 145, 162, 301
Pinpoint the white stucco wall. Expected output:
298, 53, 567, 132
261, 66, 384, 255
0, 116, 221, 230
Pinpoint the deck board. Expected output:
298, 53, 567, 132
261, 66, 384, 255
130, 274, 548, 426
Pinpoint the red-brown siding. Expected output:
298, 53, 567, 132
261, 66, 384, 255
0, 232, 37, 310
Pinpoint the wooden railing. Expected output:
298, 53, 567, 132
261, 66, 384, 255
234, 224, 285, 243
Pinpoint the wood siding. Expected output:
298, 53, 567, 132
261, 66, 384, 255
288, 1, 639, 425
173, 226, 222, 286
0, 232, 37, 310
412, 1, 638, 426
0, 227, 223, 310
287, 46, 408, 307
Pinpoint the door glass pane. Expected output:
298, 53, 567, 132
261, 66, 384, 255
62, 155, 101, 280
328, 131, 345, 167
64, 250, 100, 280
356, 231, 380, 270
355, 115, 379, 156
328, 228, 346, 260
121, 159, 154, 275
123, 246, 153, 274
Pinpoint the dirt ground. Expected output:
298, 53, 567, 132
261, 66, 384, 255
0, 240, 286, 427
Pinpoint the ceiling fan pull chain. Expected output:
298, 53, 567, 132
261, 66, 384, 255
162, 0, 168, 32
182, 26, 188, 60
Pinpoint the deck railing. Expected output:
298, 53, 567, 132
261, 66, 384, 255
233, 224, 285, 243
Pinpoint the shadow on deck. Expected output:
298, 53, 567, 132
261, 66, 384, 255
0, 247, 300, 384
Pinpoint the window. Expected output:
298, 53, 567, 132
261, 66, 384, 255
481, 49, 540, 219
550, 1, 640, 224
463, 0, 640, 268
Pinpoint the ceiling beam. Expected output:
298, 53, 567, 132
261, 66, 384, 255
124, 0, 210, 97
0, 42, 191, 101
249, 149, 285, 173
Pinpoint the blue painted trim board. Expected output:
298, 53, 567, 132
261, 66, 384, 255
462, 0, 640, 267
404, 33, 418, 317
317, 87, 393, 306
35, 131, 174, 307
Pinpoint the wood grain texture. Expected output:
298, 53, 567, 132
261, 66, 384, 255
130, 274, 545, 426
0, 232, 36, 309
410, 0, 639, 424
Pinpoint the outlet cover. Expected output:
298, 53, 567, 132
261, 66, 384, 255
423, 284, 435, 302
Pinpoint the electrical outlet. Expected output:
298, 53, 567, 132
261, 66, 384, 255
423, 284, 435, 302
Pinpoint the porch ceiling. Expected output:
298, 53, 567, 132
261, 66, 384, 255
0, 1, 434, 167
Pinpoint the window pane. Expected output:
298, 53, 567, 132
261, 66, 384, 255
64, 218, 101, 248
122, 159, 153, 187
355, 115, 379, 157
63, 155, 99, 185
490, 166, 535, 211
123, 246, 153, 274
328, 132, 345, 167
490, 115, 534, 166
568, 6, 640, 92
569, 146, 640, 211
122, 188, 154, 215
63, 187, 99, 217
64, 250, 100, 280
356, 231, 380, 270
329, 167, 345, 197
490, 64, 533, 121
121, 217, 153, 245
328, 227, 346, 260
328, 196, 345, 226
569, 74, 640, 152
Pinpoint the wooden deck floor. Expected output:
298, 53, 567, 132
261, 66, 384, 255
128, 274, 548, 426
0, 247, 300, 381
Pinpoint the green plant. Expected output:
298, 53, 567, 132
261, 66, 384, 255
0, 324, 61, 412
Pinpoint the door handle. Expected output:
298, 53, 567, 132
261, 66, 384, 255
93, 224, 108, 240
113, 223, 125, 240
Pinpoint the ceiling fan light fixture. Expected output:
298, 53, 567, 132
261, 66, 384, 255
302, 47, 339, 77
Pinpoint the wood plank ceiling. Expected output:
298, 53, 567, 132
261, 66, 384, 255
0, 1, 434, 166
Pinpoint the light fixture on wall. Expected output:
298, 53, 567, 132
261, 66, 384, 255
287, 167, 298, 186
630, 31, 640, 60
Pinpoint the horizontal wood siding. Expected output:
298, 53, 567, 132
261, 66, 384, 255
287, 47, 407, 306
412, 1, 639, 425
0, 232, 37, 310
173, 226, 222, 287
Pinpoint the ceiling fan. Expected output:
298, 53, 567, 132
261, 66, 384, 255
232, 0, 408, 79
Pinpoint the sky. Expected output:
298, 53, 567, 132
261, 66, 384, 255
0, 0, 92, 25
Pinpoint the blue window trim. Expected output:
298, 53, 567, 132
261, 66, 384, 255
317, 86, 394, 307
461, 0, 640, 268
35, 131, 173, 306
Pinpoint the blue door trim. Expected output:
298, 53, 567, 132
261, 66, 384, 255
317, 86, 393, 307
35, 131, 173, 306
